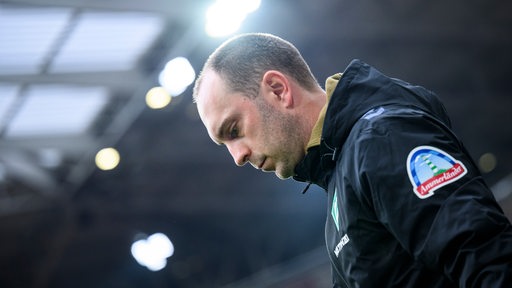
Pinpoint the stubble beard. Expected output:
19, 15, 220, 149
256, 99, 307, 179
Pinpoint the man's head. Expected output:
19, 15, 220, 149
193, 33, 324, 179
193, 33, 319, 101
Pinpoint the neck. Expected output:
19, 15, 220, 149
298, 88, 327, 150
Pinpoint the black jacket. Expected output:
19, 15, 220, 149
294, 60, 512, 287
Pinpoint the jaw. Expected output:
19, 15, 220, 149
273, 162, 296, 180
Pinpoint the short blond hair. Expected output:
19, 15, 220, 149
193, 33, 319, 102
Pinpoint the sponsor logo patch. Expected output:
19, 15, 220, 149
406, 146, 467, 199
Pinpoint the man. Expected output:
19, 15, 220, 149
193, 33, 512, 287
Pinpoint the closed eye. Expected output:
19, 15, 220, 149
229, 124, 239, 139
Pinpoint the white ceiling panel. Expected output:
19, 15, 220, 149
0, 5, 72, 75
0, 83, 20, 127
5, 84, 109, 138
50, 11, 165, 72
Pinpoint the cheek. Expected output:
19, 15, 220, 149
259, 124, 288, 154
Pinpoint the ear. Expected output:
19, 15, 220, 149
261, 70, 293, 108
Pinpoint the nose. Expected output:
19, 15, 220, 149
226, 141, 250, 167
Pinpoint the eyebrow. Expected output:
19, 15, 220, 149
214, 116, 235, 146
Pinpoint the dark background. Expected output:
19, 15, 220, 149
0, 0, 511, 287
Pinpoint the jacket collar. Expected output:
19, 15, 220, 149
294, 73, 342, 190
293, 59, 451, 190
306, 73, 342, 150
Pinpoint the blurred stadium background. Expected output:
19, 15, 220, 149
0, 0, 511, 287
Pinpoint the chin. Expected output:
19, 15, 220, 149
274, 168, 294, 180
276, 174, 293, 180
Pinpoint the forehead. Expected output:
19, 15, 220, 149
196, 70, 227, 123
196, 71, 244, 142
